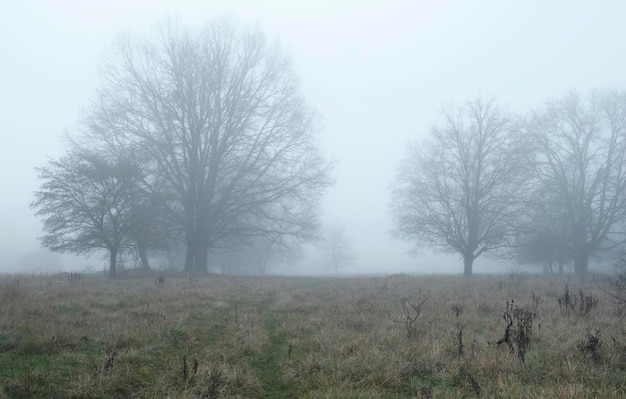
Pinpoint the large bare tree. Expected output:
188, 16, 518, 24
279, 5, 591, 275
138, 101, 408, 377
529, 89, 626, 275
88, 19, 332, 272
391, 98, 529, 275
32, 147, 144, 278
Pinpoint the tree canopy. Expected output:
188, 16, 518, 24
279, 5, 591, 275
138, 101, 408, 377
32, 147, 144, 278
391, 98, 530, 275
33, 19, 332, 276
528, 89, 626, 274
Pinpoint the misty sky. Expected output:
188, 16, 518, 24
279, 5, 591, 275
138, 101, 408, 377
2, 1, 626, 274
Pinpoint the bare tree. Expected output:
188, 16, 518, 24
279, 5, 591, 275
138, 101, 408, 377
323, 225, 357, 274
32, 147, 144, 278
529, 89, 626, 275
391, 98, 529, 275
514, 189, 570, 274
65, 132, 180, 272
87, 19, 332, 272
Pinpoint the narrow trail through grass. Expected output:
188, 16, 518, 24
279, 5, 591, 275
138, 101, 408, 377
251, 293, 301, 398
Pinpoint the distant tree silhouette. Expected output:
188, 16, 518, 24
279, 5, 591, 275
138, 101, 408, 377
32, 147, 144, 278
323, 225, 357, 274
391, 98, 530, 275
528, 89, 626, 275
84, 18, 332, 272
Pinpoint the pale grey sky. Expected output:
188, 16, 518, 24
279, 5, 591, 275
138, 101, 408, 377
2, 1, 626, 273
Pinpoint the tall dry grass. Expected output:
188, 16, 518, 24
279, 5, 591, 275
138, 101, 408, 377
0, 272, 624, 398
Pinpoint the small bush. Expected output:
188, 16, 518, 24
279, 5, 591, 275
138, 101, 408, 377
577, 329, 602, 362
496, 300, 536, 363
513, 306, 535, 363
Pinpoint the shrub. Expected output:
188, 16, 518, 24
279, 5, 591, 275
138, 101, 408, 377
496, 300, 536, 363
577, 329, 602, 362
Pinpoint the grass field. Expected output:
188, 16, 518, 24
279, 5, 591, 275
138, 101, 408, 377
0, 272, 625, 398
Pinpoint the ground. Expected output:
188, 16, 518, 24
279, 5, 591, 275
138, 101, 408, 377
0, 272, 625, 398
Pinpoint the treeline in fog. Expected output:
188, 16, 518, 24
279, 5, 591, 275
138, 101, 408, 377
31, 19, 333, 278
391, 92, 626, 276
31, 18, 626, 278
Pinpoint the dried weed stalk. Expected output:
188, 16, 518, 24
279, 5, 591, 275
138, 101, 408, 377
496, 300, 535, 363
578, 288, 599, 315
397, 297, 428, 338
558, 284, 577, 315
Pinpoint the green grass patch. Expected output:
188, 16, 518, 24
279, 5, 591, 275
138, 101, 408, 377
252, 312, 301, 398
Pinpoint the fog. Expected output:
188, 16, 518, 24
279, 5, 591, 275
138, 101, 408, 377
2, 1, 626, 274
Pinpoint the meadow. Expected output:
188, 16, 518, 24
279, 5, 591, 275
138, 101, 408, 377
0, 272, 624, 398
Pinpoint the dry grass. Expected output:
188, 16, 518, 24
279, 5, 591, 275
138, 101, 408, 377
0, 272, 625, 398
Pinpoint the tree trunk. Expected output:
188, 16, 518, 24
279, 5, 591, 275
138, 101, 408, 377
463, 254, 474, 276
183, 206, 197, 272
574, 251, 589, 275
194, 243, 209, 272
184, 243, 196, 272
545, 257, 553, 274
259, 253, 270, 275
137, 242, 150, 270
109, 247, 118, 279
